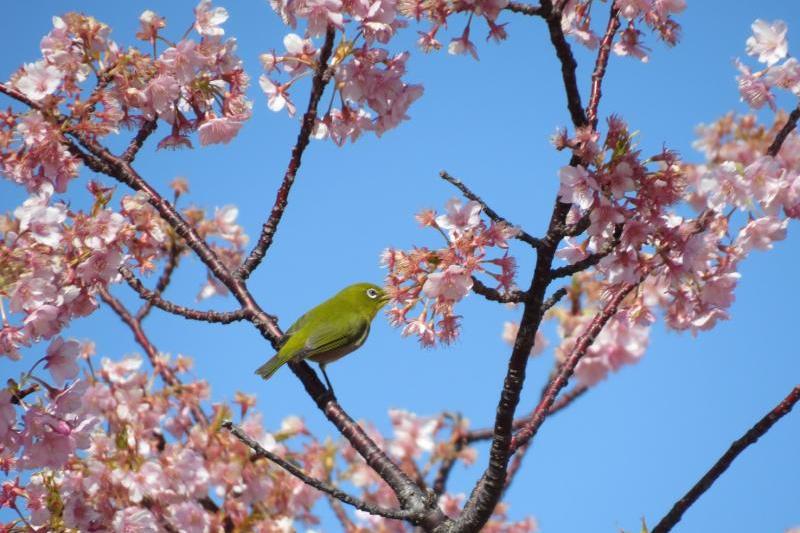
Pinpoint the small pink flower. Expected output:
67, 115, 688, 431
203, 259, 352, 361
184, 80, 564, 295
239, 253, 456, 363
259, 76, 297, 116
112, 507, 159, 533
558, 165, 598, 210
136, 10, 166, 43
15, 61, 64, 101
448, 26, 479, 60
198, 115, 244, 145
422, 265, 473, 301
44, 336, 81, 385
435, 198, 482, 238
194, 0, 228, 36
745, 19, 788, 66
736, 216, 788, 253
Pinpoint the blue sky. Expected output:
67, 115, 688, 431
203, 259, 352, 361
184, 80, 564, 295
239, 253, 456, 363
2, 1, 799, 532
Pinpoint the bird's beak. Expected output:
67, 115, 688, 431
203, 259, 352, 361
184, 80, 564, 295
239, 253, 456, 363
379, 293, 391, 304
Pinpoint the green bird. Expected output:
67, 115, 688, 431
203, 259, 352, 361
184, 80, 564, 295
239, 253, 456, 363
256, 282, 390, 394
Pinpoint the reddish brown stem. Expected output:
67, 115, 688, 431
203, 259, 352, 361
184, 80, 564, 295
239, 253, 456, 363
235, 27, 337, 280
586, 4, 621, 128
510, 282, 638, 453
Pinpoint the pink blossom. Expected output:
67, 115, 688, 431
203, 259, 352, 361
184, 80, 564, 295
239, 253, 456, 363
13, 190, 67, 247
167, 501, 211, 533
388, 409, 438, 459
448, 26, 479, 60
556, 237, 589, 264
159, 40, 204, 84
736, 60, 776, 110
402, 316, 437, 346
145, 74, 180, 118
558, 165, 598, 210
136, 10, 166, 43
194, 0, 229, 36
198, 115, 244, 145
613, 26, 649, 62
117, 461, 166, 503
259, 76, 297, 116
304, 0, 345, 36
0, 390, 16, 443
44, 336, 81, 385
735, 216, 788, 252
112, 507, 159, 533
422, 265, 473, 301
435, 198, 482, 238
14, 61, 64, 101
745, 19, 788, 66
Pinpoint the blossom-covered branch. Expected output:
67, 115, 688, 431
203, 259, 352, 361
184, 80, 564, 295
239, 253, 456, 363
223, 420, 418, 521
439, 170, 542, 248
651, 385, 800, 533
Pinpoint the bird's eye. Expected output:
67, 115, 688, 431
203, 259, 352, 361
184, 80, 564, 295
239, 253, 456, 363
366, 288, 379, 299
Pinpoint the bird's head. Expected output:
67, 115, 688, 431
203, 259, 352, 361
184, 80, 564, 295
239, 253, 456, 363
338, 282, 391, 317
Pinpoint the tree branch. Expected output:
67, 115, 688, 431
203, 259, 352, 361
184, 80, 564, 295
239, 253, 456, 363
650, 385, 800, 533
472, 277, 526, 304
222, 420, 417, 521
235, 27, 337, 280
505, 2, 543, 16
122, 119, 158, 163
767, 105, 800, 157
586, 3, 621, 128
120, 267, 249, 325
439, 170, 542, 248
136, 240, 182, 321
509, 281, 638, 453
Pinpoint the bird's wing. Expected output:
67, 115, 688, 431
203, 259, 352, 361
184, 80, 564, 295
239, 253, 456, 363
296, 314, 370, 361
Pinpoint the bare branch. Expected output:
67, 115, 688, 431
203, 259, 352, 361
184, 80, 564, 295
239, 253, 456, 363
122, 119, 158, 163
586, 3, 621, 128
235, 27, 337, 280
136, 240, 182, 321
222, 420, 417, 522
506, 1, 543, 16
767, 105, 800, 157
120, 267, 250, 325
651, 385, 800, 533
542, 286, 567, 312
439, 170, 543, 248
472, 277, 526, 304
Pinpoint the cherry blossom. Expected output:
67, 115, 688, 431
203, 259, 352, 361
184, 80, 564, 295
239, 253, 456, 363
746, 19, 789, 66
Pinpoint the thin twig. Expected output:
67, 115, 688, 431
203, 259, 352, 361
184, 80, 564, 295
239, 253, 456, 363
542, 286, 567, 312
222, 420, 416, 521
235, 27, 337, 280
121, 267, 250, 324
439, 170, 542, 248
472, 277, 526, 304
550, 223, 622, 279
586, 3, 621, 128
465, 385, 588, 443
651, 385, 800, 533
136, 240, 182, 321
122, 119, 158, 163
506, 1, 543, 16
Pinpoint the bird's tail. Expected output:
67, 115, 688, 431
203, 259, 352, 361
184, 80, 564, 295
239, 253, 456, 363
255, 353, 288, 381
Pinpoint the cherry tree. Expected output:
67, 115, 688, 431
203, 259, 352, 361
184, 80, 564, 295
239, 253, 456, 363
0, 1, 798, 532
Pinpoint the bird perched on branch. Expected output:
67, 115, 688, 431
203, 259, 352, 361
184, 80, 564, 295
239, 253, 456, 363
255, 282, 390, 395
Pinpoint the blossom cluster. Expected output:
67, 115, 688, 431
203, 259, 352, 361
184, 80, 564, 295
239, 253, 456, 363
383, 198, 519, 345
736, 19, 799, 110
260, 0, 424, 144
2, 345, 537, 531
561, 0, 685, 62
3, 3, 250, 187
0, 178, 248, 362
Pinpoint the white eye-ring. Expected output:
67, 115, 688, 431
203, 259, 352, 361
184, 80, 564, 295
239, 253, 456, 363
366, 288, 379, 299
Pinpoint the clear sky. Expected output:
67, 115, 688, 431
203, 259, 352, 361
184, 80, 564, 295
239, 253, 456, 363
1, 1, 799, 532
